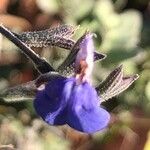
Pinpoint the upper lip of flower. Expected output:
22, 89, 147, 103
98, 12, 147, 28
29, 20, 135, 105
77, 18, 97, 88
75, 32, 95, 83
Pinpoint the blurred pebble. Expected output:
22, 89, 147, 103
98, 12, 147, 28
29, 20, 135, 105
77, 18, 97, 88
0, 14, 32, 31
0, 105, 16, 115
36, 0, 59, 14
33, 13, 52, 29
32, 119, 44, 131
0, 144, 15, 150
18, 0, 39, 22
0, 50, 20, 65
0, 78, 9, 90
0, 0, 10, 13
18, 109, 31, 125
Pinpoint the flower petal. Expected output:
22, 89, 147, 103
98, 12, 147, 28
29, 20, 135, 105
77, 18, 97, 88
68, 107, 110, 133
45, 77, 66, 100
67, 82, 110, 133
34, 77, 76, 125
34, 77, 68, 125
34, 90, 67, 125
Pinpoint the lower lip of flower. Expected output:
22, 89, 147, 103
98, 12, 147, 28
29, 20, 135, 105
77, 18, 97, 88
34, 77, 110, 133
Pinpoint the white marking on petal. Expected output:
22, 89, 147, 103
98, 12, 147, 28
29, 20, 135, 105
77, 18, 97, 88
37, 84, 45, 91
75, 33, 95, 83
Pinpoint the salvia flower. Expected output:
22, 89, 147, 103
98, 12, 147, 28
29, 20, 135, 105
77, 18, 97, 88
34, 33, 110, 133
0, 25, 139, 133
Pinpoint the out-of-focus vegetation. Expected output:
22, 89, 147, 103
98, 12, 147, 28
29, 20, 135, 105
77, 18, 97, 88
0, 0, 150, 149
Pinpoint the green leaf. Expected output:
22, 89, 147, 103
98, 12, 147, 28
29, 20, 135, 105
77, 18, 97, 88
0, 81, 36, 102
0, 72, 65, 103
96, 65, 123, 100
62, 0, 94, 21
96, 65, 139, 102
94, 0, 142, 52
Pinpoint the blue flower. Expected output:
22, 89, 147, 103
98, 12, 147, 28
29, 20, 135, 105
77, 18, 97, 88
34, 33, 110, 133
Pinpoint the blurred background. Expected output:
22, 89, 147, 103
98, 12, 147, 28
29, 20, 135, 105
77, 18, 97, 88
0, 0, 150, 149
